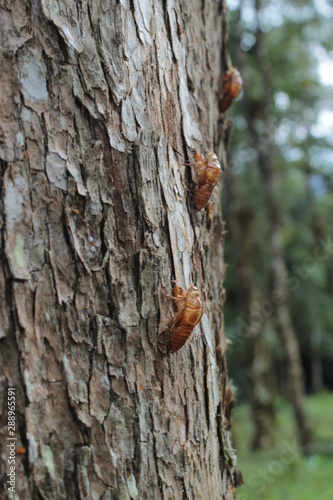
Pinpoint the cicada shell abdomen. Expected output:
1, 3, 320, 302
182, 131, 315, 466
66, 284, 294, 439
195, 184, 215, 212
169, 284, 203, 352
194, 152, 221, 211
219, 67, 243, 113
170, 305, 203, 352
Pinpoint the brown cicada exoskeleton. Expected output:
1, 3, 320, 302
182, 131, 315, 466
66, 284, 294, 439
188, 151, 222, 211
167, 283, 203, 352
219, 67, 243, 113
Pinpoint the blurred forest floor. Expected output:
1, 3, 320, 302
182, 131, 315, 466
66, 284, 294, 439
234, 392, 333, 499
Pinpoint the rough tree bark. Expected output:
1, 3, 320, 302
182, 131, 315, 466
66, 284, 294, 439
0, 0, 240, 498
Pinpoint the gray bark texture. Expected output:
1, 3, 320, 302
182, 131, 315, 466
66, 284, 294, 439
0, 0, 240, 499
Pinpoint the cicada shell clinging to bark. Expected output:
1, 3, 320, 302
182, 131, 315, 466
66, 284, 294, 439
219, 67, 243, 113
191, 151, 222, 211
168, 283, 203, 352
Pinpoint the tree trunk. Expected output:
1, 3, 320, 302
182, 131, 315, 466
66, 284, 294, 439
305, 173, 324, 393
0, 0, 240, 498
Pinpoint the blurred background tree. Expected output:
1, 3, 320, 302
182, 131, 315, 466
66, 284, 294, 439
222, 0, 333, 496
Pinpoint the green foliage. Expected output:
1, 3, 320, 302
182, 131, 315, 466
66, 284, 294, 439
234, 393, 333, 499
223, 0, 333, 390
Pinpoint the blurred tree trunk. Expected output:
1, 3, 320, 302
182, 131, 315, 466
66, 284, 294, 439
247, 293, 276, 450
305, 172, 324, 393
225, 159, 275, 449
0, 0, 242, 498
235, 0, 313, 450
262, 162, 313, 449
308, 286, 323, 393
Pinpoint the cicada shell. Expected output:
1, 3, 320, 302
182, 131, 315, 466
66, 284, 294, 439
192, 151, 222, 211
219, 67, 243, 113
169, 284, 203, 352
